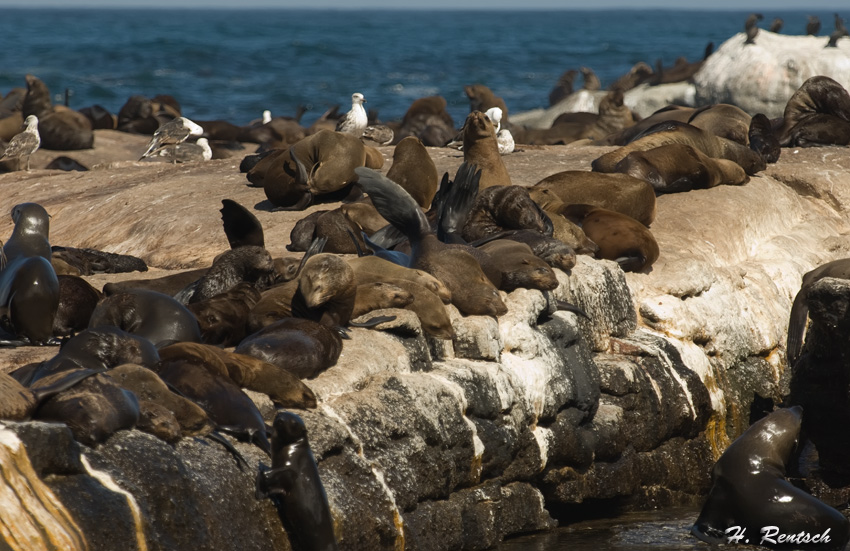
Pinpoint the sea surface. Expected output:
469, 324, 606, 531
0, 8, 843, 128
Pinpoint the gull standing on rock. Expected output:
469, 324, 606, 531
0, 115, 40, 171
485, 107, 515, 155
335, 92, 368, 136
139, 116, 204, 161
149, 137, 213, 163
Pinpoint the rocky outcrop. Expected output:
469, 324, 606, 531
694, 31, 850, 118
2, 135, 850, 550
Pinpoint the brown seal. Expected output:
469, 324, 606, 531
103, 267, 209, 296
252, 129, 371, 210
687, 103, 752, 145
23, 75, 94, 151
33, 370, 141, 446
592, 120, 767, 176
0, 368, 101, 421
477, 239, 559, 292
53, 274, 103, 337
544, 210, 600, 256
465, 84, 509, 125
158, 341, 317, 408
610, 62, 654, 92
778, 76, 850, 147
187, 282, 262, 347
385, 136, 439, 208
462, 184, 554, 242
355, 167, 507, 317
88, 289, 203, 348
598, 105, 695, 146
530, 171, 656, 226
351, 281, 414, 318
235, 317, 344, 380
347, 256, 451, 303
395, 95, 456, 147
461, 111, 512, 189
612, 143, 749, 194
563, 204, 659, 272
548, 69, 578, 106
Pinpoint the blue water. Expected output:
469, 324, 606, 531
0, 8, 842, 128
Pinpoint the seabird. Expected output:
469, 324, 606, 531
361, 125, 394, 145
484, 107, 515, 155
138, 116, 204, 161
744, 13, 763, 45
0, 114, 40, 171
147, 137, 212, 163
807, 15, 821, 36
335, 92, 368, 136
769, 18, 783, 33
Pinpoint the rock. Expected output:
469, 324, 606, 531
694, 31, 850, 118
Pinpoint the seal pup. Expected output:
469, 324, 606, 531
0, 114, 40, 170
744, 13, 763, 44
138, 116, 204, 160
692, 407, 850, 550
0, 202, 60, 344
563, 205, 659, 273
354, 167, 506, 317
176, 245, 275, 305
256, 411, 338, 551
335, 92, 367, 136
53, 275, 103, 337
461, 185, 554, 243
187, 282, 261, 347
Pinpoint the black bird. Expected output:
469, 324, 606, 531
826, 29, 848, 48
836, 13, 848, 35
807, 15, 821, 36
769, 17, 783, 33
745, 13, 763, 45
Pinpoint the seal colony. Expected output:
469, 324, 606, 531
1, 25, 850, 549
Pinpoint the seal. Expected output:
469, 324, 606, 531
385, 136, 439, 208
22, 75, 94, 151
395, 95, 456, 147
158, 341, 318, 408
687, 103, 752, 146
351, 281, 414, 318
154, 346, 271, 454
176, 245, 275, 305
592, 120, 767, 176
116, 95, 160, 135
461, 111, 512, 189
747, 113, 781, 164
32, 370, 141, 446
53, 274, 103, 337
462, 184, 554, 242
235, 317, 343, 380
50, 245, 148, 275
563, 204, 659, 272
597, 105, 695, 146
464, 84, 509, 125
103, 267, 209, 296
777, 76, 850, 147
256, 411, 338, 551
0, 202, 60, 344
692, 406, 850, 550
347, 256, 451, 304
187, 282, 262, 347
355, 167, 507, 317
0, 368, 101, 421
548, 69, 578, 106
786, 259, 850, 367
530, 171, 656, 226
88, 289, 203, 348
254, 130, 371, 211
612, 143, 749, 194
476, 239, 559, 292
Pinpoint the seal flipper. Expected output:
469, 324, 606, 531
206, 430, 251, 470
555, 300, 591, 320
437, 162, 481, 244
220, 199, 265, 249
786, 286, 810, 367
361, 232, 412, 267
354, 167, 431, 242
349, 315, 397, 328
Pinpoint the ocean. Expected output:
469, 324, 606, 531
0, 8, 842, 128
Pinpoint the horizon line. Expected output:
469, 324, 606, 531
1, 5, 844, 10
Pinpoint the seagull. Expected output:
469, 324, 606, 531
148, 137, 212, 163
0, 115, 40, 171
361, 125, 394, 145
139, 116, 204, 161
484, 107, 515, 155
335, 92, 368, 136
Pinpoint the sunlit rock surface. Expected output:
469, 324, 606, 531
694, 31, 850, 118
1, 132, 850, 549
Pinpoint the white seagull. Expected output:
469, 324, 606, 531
149, 137, 212, 163
1, 115, 40, 171
139, 116, 204, 161
335, 92, 368, 136
485, 107, 515, 155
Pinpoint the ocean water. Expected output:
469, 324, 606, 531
0, 8, 842, 128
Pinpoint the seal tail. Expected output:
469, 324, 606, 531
787, 286, 810, 367
354, 167, 432, 241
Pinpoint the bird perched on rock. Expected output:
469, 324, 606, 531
745, 13, 763, 45
769, 17, 783, 33
0, 115, 40, 171
139, 116, 204, 161
484, 107, 515, 155
148, 137, 212, 163
807, 15, 821, 35
836, 13, 848, 35
335, 92, 368, 136
361, 124, 394, 145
